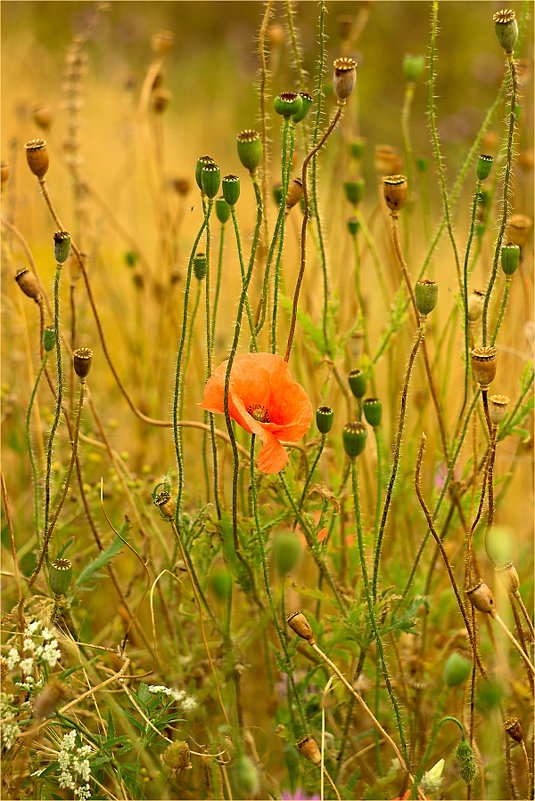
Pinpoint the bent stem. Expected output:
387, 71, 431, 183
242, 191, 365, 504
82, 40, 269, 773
26, 351, 50, 545
491, 277, 512, 346
490, 610, 535, 675
296, 433, 326, 519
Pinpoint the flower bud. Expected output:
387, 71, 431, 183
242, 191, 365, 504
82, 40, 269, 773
292, 92, 313, 123
215, 197, 231, 225
383, 175, 408, 213
285, 177, 303, 212
347, 216, 360, 236
403, 54, 425, 83
443, 652, 472, 687
73, 347, 93, 380
195, 155, 215, 192
273, 532, 302, 576
1, 161, 9, 189
234, 755, 259, 797
348, 368, 366, 399
333, 57, 357, 101
456, 737, 478, 784
466, 580, 495, 614
488, 394, 509, 427
495, 561, 520, 594
501, 243, 520, 276
470, 346, 497, 389
504, 717, 524, 743
155, 491, 176, 519
201, 163, 220, 199
476, 154, 494, 182
343, 421, 367, 458
222, 174, 240, 207
54, 231, 71, 265
15, 268, 41, 301
274, 92, 302, 118
25, 139, 49, 179
297, 735, 322, 766
415, 279, 438, 318
287, 610, 315, 644
363, 398, 382, 428
209, 567, 232, 600
467, 290, 485, 322
43, 325, 56, 352
493, 9, 518, 53
237, 130, 263, 174
316, 406, 334, 434
343, 178, 365, 206
49, 558, 73, 596
163, 741, 191, 776
506, 214, 531, 248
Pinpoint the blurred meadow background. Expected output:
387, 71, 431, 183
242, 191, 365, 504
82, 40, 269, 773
1, 1, 534, 800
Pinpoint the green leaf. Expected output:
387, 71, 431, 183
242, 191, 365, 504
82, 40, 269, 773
105, 708, 115, 745
75, 531, 127, 589
59, 656, 99, 680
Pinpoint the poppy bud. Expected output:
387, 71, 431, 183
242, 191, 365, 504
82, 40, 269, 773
348, 368, 366, 399
43, 325, 56, 352
292, 92, 313, 123
163, 741, 191, 776
15, 268, 41, 301
333, 57, 357, 101
343, 421, 367, 458
504, 717, 524, 743
287, 610, 315, 644
467, 290, 485, 322
347, 216, 360, 236
285, 177, 303, 212
476, 154, 494, 182
506, 214, 531, 248
471, 346, 497, 389
25, 138, 49, 179
222, 174, 240, 207
1, 161, 9, 189
495, 561, 520, 594
363, 398, 382, 428
349, 137, 365, 159
195, 155, 215, 192
49, 558, 73, 596
493, 8, 518, 53
273, 532, 302, 575
73, 347, 93, 380
443, 652, 472, 687
237, 130, 263, 174
215, 197, 230, 224
193, 253, 207, 281
316, 406, 334, 434
201, 163, 220, 199
456, 737, 478, 784
155, 490, 176, 519
415, 279, 438, 318
274, 92, 302, 119
343, 178, 365, 206
488, 394, 509, 427
383, 175, 408, 213
501, 243, 520, 276
466, 580, 495, 614
403, 54, 425, 83
297, 735, 322, 766
54, 231, 71, 265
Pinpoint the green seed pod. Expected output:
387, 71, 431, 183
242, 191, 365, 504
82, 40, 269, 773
415, 279, 438, 318
403, 54, 425, 83
292, 92, 313, 123
348, 368, 367, 399
443, 652, 472, 687
476, 679, 503, 712
73, 347, 93, 380
193, 252, 207, 281
343, 421, 368, 458
415, 156, 428, 173
53, 231, 71, 265
343, 178, 365, 206
493, 8, 518, 53
237, 130, 263, 174
273, 183, 283, 207
215, 197, 231, 225
222, 174, 240, 207
273, 532, 302, 575
210, 567, 232, 600
349, 137, 365, 159
49, 558, 73, 596
456, 738, 477, 785
476, 154, 494, 181
333, 57, 357, 101
316, 405, 334, 434
347, 216, 360, 236
274, 91, 302, 118
501, 243, 520, 276
234, 755, 259, 797
195, 155, 215, 191
363, 398, 382, 428
201, 163, 220, 199
43, 325, 56, 352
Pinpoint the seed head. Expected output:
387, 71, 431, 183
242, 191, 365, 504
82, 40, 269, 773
343, 421, 368, 459
348, 368, 367, 399
287, 610, 315, 644
467, 290, 485, 322
495, 561, 519, 593
488, 394, 509, 427
493, 9, 518, 53
53, 230, 71, 265
363, 398, 382, 428
415, 279, 438, 318
504, 717, 524, 743
292, 92, 313, 123
501, 243, 520, 276
152, 30, 174, 54
15, 268, 41, 301
49, 558, 73, 596
470, 346, 497, 389
466, 580, 495, 614
285, 177, 303, 212
297, 735, 322, 766
33, 104, 53, 130
274, 91, 302, 118
333, 56, 357, 101
476, 154, 494, 181
316, 406, 334, 434
383, 174, 408, 213
506, 214, 531, 248
155, 491, 176, 520
237, 129, 263, 174
222, 174, 240, 207
73, 347, 93, 380
25, 138, 49, 179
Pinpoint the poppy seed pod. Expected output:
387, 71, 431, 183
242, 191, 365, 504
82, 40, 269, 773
292, 92, 313, 123
297, 735, 322, 766
471, 346, 497, 389
222, 174, 240, 207
383, 175, 408, 213
43, 325, 56, 353
348, 368, 366, 399
415, 279, 438, 318
347, 216, 360, 236
215, 197, 231, 224
274, 91, 302, 118
343, 178, 365, 206
195, 155, 215, 191
493, 9, 518, 53
443, 652, 472, 687
193, 253, 207, 281
316, 406, 334, 434
506, 214, 532, 248
349, 137, 365, 159
73, 347, 93, 380
403, 54, 425, 83
495, 561, 520, 594
237, 130, 263, 174
488, 394, 509, 427
456, 738, 478, 784
363, 398, 382, 428
54, 231, 71, 265
49, 558, 73, 596
501, 243, 520, 276
163, 741, 191, 776
1, 161, 9, 188
15, 268, 41, 301
337, 14, 355, 41
467, 290, 485, 322
155, 490, 176, 520
476, 154, 494, 182
273, 532, 302, 576
201, 163, 220, 199
466, 580, 495, 614
343, 421, 368, 458
25, 138, 49, 179
504, 717, 524, 743
333, 56, 357, 101
285, 177, 303, 212
287, 610, 315, 644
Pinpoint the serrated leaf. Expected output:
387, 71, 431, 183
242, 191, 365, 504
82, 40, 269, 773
289, 581, 332, 603
75, 532, 126, 589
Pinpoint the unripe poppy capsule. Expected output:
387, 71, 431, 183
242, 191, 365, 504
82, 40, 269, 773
201, 163, 220, 199
292, 92, 313, 123
193, 253, 207, 281
43, 325, 56, 352
333, 56, 357, 101
49, 558, 73, 596
210, 567, 232, 599
215, 197, 231, 224
15, 268, 41, 301
25, 138, 49, 179
443, 652, 472, 687
237, 130, 263, 174
73, 347, 93, 380
471, 346, 497, 389
415, 279, 438, 318
493, 8, 518, 53
273, 532, 302, 575
476, 154, 494, 181
343, 421, 367, 458
316, 406, 334, 434
222, 174, 240, 207
274, 92, 302, 118
403, 54, 425, 83
348, 368, 366, 399
195, 155, 215, 192
501, 243, 520, 276
54, 231, 71, 265
383, 174, 408, 213
349, 137, 365, 159
343, 178, 365, 206
347, 216, 360, 236
363, 398, 382, 428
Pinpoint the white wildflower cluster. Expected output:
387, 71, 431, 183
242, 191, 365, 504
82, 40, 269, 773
148, 685, 197, 711
1, 692, 20, 751
5, 621, 61, 693
58, 729, 93, 800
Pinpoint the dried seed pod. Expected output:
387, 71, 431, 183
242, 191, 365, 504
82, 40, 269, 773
49, 558, 73, 596
297, 734, 322, 766
172, 177, 191, 195
495, 561, 520, 593
383, 174, 408, 213
467, 290, 485, 322
287, 610, 315, 644
343, 421, 368, 459
33, 104, 53, 130
25, 138, 49, 179
337, 15, 355, 41
151, 88, 172, 114
493, 8, 518, 53
506, 214, 532, 248
285, 177, 303, 212
375, 145, 402, 175
470, 346, 497, 389
504, 717, 524, 743
488, 394, 509, 427
237, 129, 263, 174
15, 268, 41, 301
155, 491, 176, 520
73, 347, 93, 380
333, 56, 357, 101
466, 580, 495, 614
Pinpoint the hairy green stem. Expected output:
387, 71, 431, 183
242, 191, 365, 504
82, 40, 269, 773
26, 352, 50, 545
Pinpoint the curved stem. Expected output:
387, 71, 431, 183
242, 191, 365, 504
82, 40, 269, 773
296, 434, 326, 518
490, 610, 535, 675
230, 208, 258, 349
491, 277, 512, 346
26, 352, 50, 545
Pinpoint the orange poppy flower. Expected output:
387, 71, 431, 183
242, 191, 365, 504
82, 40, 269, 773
200, 353, 313, 474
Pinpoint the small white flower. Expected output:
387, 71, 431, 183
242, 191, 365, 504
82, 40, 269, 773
41, 628, 54, 641
75, 783, 92, 800
23, 637, 36, 653
1, 720, 21, 750
26, 621, 41, 635
181, 696, 197, 712
170, 689, 185, 702
41, 641, 61, 668
59, 768, 75, 790
61, 730, 77, 752
6, 648, 20, 670
19, 657, 34, 674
